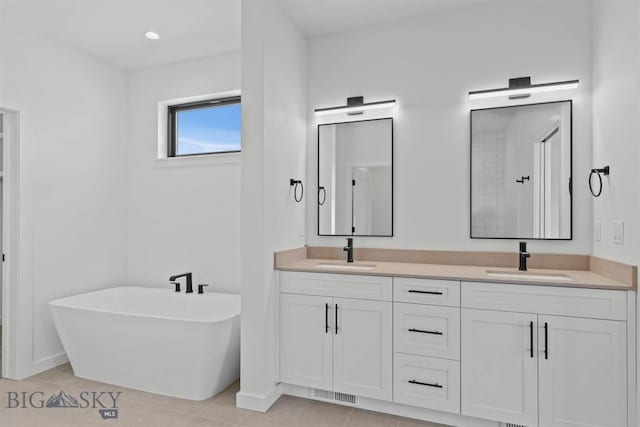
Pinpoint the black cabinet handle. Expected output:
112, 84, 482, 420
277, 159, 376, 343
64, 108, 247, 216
529, 321, 534, 358
335, 304, 339, 334
409, 328, 443, 335
409, 380, 443, 388
325, 303, 329, 334
544, 322, 548, 360
408, 290, 443, 295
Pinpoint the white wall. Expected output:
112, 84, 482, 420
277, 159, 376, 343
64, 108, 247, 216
239, 0, 307, 408
306, 0, 593, 255
0, 22, 127, 375
591, 0, 640, 266
126, 53, 242, 293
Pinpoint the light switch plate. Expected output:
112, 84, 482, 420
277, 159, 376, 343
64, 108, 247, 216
594, 221, 601, 242
612, 221, 624, 245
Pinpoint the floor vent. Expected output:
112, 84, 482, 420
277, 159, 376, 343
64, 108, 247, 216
503, 423, 528, 427
312, 388, 334, 400
335, 392, 356, 404
311, 389, 357, 405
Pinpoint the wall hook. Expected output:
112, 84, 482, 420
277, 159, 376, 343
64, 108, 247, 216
516, 176, 530, 184
290, 179, 304, 203
589, 166, 610, 198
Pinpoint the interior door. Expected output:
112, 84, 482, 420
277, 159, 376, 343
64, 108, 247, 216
538, 315, 627, 427
333, 297, 392, 400
461, 309, 538, 426
279, 294, 333, 390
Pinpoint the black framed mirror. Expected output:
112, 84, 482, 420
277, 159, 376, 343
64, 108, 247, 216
470, 100, 573, 240
318, 118, 393, 237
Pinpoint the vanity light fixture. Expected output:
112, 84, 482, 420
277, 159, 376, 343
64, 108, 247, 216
469, 77, 579, 100
314, 96, 396, 116
145, 31, 160, 40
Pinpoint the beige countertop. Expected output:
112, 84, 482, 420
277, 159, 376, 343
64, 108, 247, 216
277, 257, 635, 291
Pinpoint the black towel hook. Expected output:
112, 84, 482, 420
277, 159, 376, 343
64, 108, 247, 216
589, 166, 610, 198
290, 179, 304, 203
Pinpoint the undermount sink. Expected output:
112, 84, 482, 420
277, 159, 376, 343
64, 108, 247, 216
486, 270, 575, 282
313, 262, 377, 271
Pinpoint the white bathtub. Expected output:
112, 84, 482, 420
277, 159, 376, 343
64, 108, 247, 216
49, 286, 240, 400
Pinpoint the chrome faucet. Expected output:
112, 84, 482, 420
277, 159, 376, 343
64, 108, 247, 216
170, 272, 193, 293
518, 242, 530, 271
344, 238, 354, 263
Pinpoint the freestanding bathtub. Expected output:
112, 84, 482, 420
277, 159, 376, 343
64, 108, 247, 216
49, 286, 240, 400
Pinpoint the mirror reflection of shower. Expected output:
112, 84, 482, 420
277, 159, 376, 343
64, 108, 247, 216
471, 101, 572, 240
318, 118, 393, 237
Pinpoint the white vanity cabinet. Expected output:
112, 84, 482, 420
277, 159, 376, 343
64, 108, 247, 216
461, 282, 629, 427
279, 272, 393, 401
279, 293, 333, 390
538, 315, 627, 427
461, 309, 539, 425
392, 277, 462, 413
277, 271, 634, 427
333, 297, 392, 400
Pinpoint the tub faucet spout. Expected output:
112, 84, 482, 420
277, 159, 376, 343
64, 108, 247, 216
170, 273, 193, 293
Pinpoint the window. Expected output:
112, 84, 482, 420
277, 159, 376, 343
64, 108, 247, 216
168, 96, 241, 157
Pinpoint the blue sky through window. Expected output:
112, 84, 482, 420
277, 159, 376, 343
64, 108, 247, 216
177, 103, 241, 155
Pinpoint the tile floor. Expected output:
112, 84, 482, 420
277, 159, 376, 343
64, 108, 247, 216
0, 363, 450, 427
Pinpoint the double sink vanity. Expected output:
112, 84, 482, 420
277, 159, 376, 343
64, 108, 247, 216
297, 92, 636, 426
273, 247, 637, 427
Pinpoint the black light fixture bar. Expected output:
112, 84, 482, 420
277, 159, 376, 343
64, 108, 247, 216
315, 96, 396, 116
469, 77, 579, 100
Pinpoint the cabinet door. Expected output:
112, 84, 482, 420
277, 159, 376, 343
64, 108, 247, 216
538, 315, 627, 427
461, 309, 538, 426
333, 298, 392, 400
280, 294, 333, 390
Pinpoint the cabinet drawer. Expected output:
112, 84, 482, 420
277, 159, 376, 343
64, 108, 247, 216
394, 353, 460, 414
394, 303, 460, 360
280, 271, 392, 301
461, 282, 627, 321
394, 278, 460, 306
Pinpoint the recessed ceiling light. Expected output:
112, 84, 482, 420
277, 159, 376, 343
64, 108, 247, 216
145, 31, 160, 40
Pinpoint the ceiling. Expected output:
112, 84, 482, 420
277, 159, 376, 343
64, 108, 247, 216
277, 0, 497, 37
0, 0, 497, 70
0, 0, 240, 70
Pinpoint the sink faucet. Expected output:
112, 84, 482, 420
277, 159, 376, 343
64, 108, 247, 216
344, 238, 354, 263
518, 242, 530, 271
170, 272, 193, 293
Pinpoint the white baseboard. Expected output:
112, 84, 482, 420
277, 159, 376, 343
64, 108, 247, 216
280, 383, 499, 427
236, 385, 282, 412
29, 352, 68, 378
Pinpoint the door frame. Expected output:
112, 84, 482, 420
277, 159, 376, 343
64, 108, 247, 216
1, 107, 23, 379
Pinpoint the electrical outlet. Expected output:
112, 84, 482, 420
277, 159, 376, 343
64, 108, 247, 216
594, 221, 601, 242
612, 221, 624, 245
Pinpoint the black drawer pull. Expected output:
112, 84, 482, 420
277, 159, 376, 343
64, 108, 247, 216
409, 380, 443, 388
408, 328, 443, 335
408, 290, 443, 295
